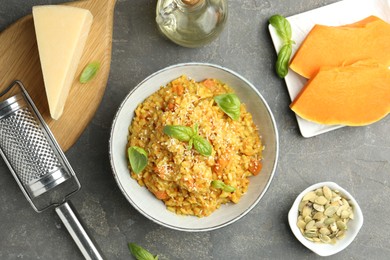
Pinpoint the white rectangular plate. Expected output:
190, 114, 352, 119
269, 0, 390, 137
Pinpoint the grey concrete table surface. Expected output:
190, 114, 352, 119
0, 0, 389, 259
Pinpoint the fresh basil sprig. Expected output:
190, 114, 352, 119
269, 14, 295, 78
127, 146, 148, 174
79, 61, 100, 83
163, 125, 194, 142
276, 44, 292, 79
211, 180, 236, 192
164, 124, 212, 156
214, 93, 241, 120
269, 14, 292, 42
192, 135, 212, 157
128, 243, 158, 260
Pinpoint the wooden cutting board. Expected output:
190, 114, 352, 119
0, 0, 116, 151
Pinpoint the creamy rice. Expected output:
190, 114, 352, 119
127, 75, 263, 217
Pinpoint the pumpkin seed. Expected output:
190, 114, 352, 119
319, 234, 332, 243
331, 196, 342, 202
298, 201, 306, 212
337, 204, 348, 216
296, 185, 354, 245
336, 220, 347, 230
313, 204, 325, 212
297, 219, 306, 229
319, 227, 331, 235
302, 206, 312, 218
315, 196, 328, 205
336, 230, 346, 239
330, 222, 338, 232
315, 222, 326, 229
323, 186, 332, 200
341, 210, 351, 219
304, 228, 318, 238
305, 220, 316, 230
342, 198, 350, 207
302, 191, 317, 202
315, 188, 323, 196
304, 215, 312, 223
324, 206, 337, 217
313, 212, 324, 220
324, 217, 335, 225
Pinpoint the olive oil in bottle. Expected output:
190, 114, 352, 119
156, 0, 228, 48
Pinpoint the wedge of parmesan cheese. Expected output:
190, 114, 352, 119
33, 5, 93, 120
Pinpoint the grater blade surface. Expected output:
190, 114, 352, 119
0, 81, 80, 211
0, 81, 104, 259
0, 105, 63, 185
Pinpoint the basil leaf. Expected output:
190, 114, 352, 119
214, 93, 241, 121
128, 243, 158, 260
269, 14, 292, 42
211, 180, 224, 189
163, 124, 213, 157
163, 125, 194, 141
211, 180, 236, 192
128, 146, 148, 174
276, 44, 292, 78
193, 123, 199, 135
192, 135, 212, 156
269, 14, 295, 78
188, 138, 193, 149
79, 61, 100, 83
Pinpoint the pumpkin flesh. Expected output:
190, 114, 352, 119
290, 60, 390, 126
290, 16, 390, 79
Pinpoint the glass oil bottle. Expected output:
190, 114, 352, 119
156, 0, 228, 48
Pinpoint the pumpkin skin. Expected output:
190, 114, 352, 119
290, 60, 390, 126
290, 16, 390, 79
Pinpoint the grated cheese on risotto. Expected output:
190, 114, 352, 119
127, 75, 263, 217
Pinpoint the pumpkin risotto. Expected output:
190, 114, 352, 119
127, 75, 263, 217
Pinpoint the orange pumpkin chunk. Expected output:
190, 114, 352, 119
290, 60, 390, 126
290, 16, 390, 79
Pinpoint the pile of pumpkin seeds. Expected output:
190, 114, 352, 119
297, 185, 354, 244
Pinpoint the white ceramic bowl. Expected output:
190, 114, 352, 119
109, 63, 279, 231
288, 181, 364, 256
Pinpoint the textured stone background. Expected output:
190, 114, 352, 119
0, 0, 389, 259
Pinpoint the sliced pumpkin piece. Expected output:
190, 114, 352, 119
290, 60, 390, 126
338, 15, 380, 28
290, 16, 390, 79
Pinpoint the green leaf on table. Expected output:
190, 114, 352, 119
128, 243, 158, 260
79, 61, 100, 83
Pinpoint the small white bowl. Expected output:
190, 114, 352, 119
288, 182, 363, 257
109, 63, 279, 232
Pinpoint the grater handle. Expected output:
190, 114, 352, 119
55, 201, 105, 260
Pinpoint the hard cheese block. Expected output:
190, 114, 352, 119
32, 5, 93, 120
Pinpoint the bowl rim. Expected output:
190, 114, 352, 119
109, 62, 279, 231
288, 181, 364, 256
